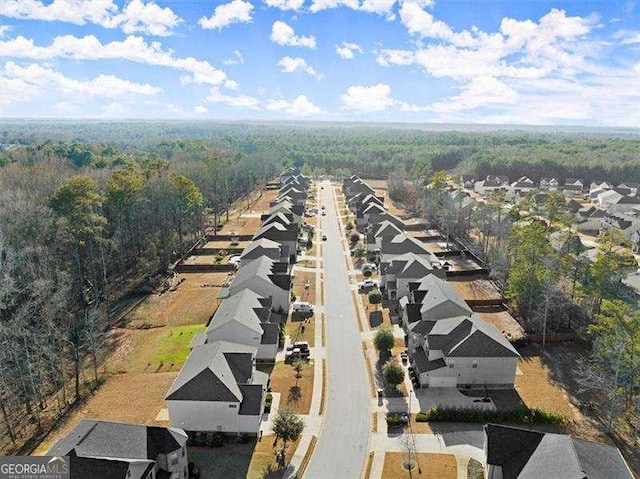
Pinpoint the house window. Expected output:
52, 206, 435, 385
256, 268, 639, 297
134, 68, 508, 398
472, 361, 478, 369
448, 362, 454, 368
229, 404, 237, 408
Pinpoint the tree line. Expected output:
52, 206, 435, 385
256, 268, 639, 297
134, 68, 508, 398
0, 139, 278, 453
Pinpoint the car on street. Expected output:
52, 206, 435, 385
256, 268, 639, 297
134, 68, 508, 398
322, 211, 326, 216
322, 235, 327, 241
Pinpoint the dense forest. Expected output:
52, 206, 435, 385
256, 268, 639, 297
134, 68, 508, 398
0, 121, 638, 454
2, 121, 638, 184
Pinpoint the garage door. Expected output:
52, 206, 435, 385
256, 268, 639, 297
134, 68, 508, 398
429, 376, 458, 387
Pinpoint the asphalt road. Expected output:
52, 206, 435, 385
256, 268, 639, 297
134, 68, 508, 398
305, 181, 371, 479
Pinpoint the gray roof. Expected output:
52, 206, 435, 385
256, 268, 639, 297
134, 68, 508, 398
241, 238, 281, 260
165, 341, 256, 402
381, 233, 430, 256
207, 289, 265, 338
484, 424, 633, 479
374, 220, 403, 238
231, 256, 276, 291
414, 274, 473, 319
427, 315, 519, 358
47, 419, 187, 461
385, 252, 440, 279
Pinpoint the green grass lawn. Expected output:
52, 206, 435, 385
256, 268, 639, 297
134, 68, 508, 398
151, 324, 206, 366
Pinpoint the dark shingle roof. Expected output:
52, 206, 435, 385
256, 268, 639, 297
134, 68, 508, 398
165, 341, 256, 402
48, 420, 186, 465
412, 347, 446, 373
238, 385, 264, 416
485, 424, 633, 479
69, 455, 132, 479
260, 322, 279, 345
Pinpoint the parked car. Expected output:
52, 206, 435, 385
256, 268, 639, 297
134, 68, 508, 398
361, 263, 377, 272
228, 254, 242, 267
358, 279, 378, 293
292, 301, 314, 313
285, 341, 311, 363
400, 351, 408, 364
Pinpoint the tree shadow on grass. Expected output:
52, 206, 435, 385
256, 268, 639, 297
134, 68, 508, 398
288, 386, 301, 403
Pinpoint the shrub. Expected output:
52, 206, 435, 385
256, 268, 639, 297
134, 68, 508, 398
349, 233, 360, 244
368, 291, 382, 306
363, 270, 372, 278
417, 406, 567, 425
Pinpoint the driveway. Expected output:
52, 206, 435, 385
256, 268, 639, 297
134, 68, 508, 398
305, 181, 371, 479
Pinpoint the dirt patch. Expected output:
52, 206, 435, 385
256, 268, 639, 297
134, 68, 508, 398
292, 271, 316, 304
268, 361, 314, 415
382, 452, 457, 479
448, 278, 503, 301
476, 308, 524, 339
33, 372, 177, 455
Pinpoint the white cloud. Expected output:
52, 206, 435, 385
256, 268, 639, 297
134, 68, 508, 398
114, 0, 182, 36
375, 48, 414, 66
0, 25, 11, 37
265, 95, 324, 116
277, 56, 322, 78
206, 87, 261, 109
0, 0, 182, 36
398, 2, 473, 46
270, 21, 316, 48
194, 105, 208, 114
263, 0, 305, 10
1, 35, 232, 87
223, 50, 245, 65
309, 0, 396, 19
428, 76, 517, 113
340, 83, 394, 112
611, 29, 640, 45
199, 0, 253, 30
0, 61, 161, 106
336, 41, 363, 59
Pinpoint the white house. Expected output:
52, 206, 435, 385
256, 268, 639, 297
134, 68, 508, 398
597, 189, 624, 209
166, 341, 268, 435
408, 315, 519, 388
380, 252, 445, 300
399, 273, 473, 330
219, 256, 290, 313
205, 289, 279, 361
47, 419, 189, 479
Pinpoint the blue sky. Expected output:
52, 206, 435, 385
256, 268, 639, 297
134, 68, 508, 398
1, 0, 638, 126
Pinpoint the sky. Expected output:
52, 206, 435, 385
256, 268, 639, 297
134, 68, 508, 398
0, 0, 638, 126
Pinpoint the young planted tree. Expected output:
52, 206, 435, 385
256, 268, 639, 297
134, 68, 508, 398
368, 291, 382, 310
291, 360, 307, 388
271, 407, 305, 465
373, 328, 394, 357
383, 359, 405, 391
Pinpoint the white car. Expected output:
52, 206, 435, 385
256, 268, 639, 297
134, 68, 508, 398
228, 254, 242, 267
292, 301, 314, 313
358, 279, 378, 292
